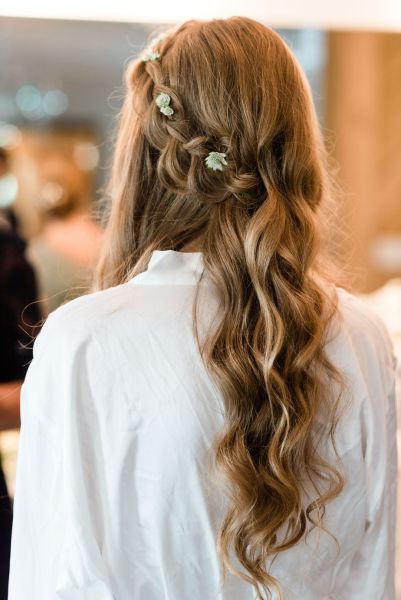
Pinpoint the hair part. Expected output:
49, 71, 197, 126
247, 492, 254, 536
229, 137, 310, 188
94, 17, 344, 598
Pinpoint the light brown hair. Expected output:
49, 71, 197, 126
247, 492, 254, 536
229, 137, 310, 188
94, 17, 343, 599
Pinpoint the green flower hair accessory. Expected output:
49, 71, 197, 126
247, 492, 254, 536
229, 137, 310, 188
205, 151, 228, 172
141, 49, 161, 62
156, 92, 174, 116
141, 32, 168, 62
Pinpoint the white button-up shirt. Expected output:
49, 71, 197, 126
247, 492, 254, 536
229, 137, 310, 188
8, 250, 398, 599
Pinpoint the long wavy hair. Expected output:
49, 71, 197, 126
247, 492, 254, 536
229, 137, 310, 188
94, 17, 344, 599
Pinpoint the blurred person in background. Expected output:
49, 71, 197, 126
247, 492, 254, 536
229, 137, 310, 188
8, 18, 398, 600
27, 156, 102, 316
0, 149, 18, 230
0, 147, 41, 600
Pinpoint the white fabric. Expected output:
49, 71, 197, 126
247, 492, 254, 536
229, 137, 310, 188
8, 249, 398, 599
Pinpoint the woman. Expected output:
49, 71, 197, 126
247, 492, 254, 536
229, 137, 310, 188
27, 156, 103, 315
8, 18, 397, 600
0, 150, 42, 600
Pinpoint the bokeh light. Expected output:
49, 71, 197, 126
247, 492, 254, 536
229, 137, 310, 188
40, 181, 65, 207
15, 84, 42, 115
0, 122, 22, 150
42, 90, 68, 116
73, 142, 99, 171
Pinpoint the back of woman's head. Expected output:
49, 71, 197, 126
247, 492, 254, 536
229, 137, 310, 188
95, 17, 343, 599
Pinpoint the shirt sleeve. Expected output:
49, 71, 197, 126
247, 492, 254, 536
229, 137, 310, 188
8, 310, 115, 600
341, 353, 398, 599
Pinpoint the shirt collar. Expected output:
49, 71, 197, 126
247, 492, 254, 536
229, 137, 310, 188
129, 249, 205, 286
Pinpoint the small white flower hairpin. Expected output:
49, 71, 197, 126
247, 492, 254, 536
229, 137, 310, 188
156, 92, 174, 116
141, 32, 167, 62
205, 151, 228, 172
142, 49, 161, 62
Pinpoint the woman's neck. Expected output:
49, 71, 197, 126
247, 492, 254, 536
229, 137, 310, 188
180, 236, 203, 252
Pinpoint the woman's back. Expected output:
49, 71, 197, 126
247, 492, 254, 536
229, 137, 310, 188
9, 249, 397, 599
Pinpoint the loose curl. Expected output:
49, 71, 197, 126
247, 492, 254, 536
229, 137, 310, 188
94, 18, 344, 599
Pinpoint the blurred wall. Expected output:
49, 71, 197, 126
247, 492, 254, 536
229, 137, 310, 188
326, 31, 401, 292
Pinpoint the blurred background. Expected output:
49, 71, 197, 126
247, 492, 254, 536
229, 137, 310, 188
0, 3, 400, 598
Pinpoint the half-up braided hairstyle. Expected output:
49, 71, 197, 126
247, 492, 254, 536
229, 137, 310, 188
94, 17, 344, 599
